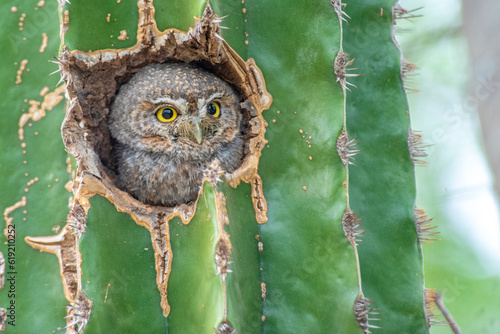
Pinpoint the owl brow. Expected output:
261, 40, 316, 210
198, 92, 225, 108
139, 101, 156, 110
149, 97, 188, 109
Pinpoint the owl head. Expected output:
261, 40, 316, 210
108, 62, 243, 160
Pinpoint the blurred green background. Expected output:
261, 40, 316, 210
397, 0, 500, 332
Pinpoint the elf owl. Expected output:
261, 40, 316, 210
108, 62, 245, 207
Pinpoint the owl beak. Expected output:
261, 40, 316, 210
192, 121, 202, 144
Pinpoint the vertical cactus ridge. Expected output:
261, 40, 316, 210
239, 0, 361, 332
342, 1, 429, 333
221, 182, 262, 333
395, 4, 438, 328
168, 181, 262, 333
0, 0, 71, 332
79, 196, 166, 333
333, 2, 378, 332
166, 182, 230, 332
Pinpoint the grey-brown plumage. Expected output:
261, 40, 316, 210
108, 62, 244, 207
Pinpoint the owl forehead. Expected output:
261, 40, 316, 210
139, 64, 231, 101
147, 85, 222, 102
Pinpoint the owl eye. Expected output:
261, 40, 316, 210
156, 106, 177, 122
207, 101, 221, 118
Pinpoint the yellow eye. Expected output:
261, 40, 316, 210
207, 101, 220, 118
156, 107, 177, 122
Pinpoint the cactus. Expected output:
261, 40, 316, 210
0, 0, 436, 333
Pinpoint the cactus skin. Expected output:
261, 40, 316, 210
80, 196, 166, 333
0, 0, 432, 333
238, 1, 361, 332
343, 1, 429, 333
0, 0, 71, 332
